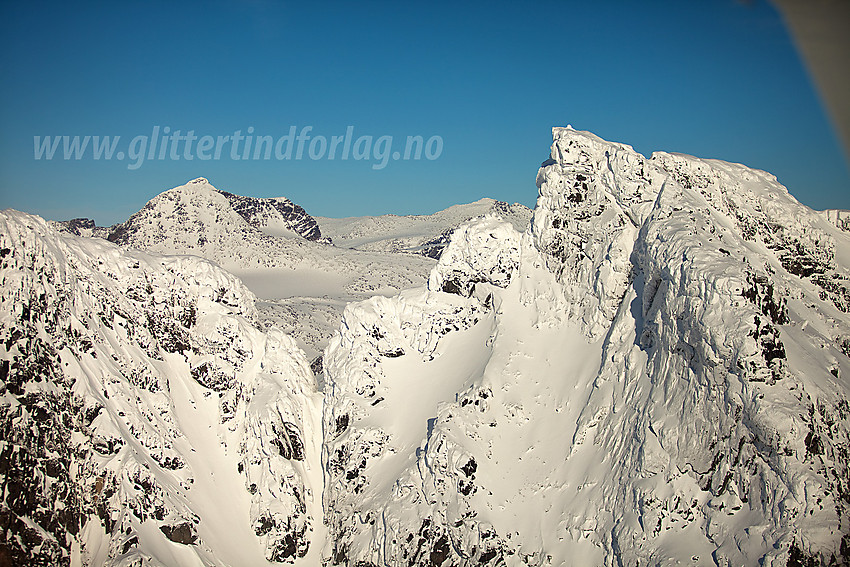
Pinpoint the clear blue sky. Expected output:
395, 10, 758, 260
1, 0, 848, 225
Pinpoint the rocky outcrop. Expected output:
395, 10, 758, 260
52, 217, 113, 239
823, 209, 850, 233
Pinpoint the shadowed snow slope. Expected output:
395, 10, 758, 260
321, 127, 850, 566
0, 210, 323, 566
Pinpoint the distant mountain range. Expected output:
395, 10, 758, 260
315, 198, 531, 258
52, 180, 531, 262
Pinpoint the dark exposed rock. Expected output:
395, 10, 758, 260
218, 189, 326, 242
55, 217, 95, 235
311, 355, 324, 376
380, 347, 405, 358
805, 430, 824, 456
441, 272, 487, 298
159, 522, 197, 545
272, 421, 305, 461
335, 414, 350, 436
812, 273, 850, 313
419, 229, 454, 260
121, 536, 139, 554
190, 361, 234, 391
460, 458, 477, 478
742, 272, 789, 325
429, 535, 450, 566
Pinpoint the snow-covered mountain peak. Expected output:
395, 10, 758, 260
148, 176, 221, 203
534, 126, 664, 336
105, 178, 329, 265
141, 176, 226, 209
321, 127, 850, 566
145, 178, 323, 241
549, 124, 642, 161
535, 126, 843, 336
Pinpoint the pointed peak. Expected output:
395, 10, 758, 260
162, 177, 219, 196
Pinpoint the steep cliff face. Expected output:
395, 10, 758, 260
0, 211, 322, 566
823, 210, 850, 233
322, 127, 850, 566
217, 190, 325, 242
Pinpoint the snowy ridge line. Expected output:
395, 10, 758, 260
321, 126, 850, 566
